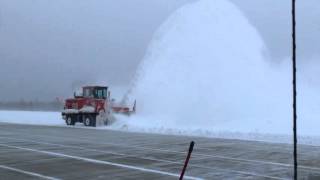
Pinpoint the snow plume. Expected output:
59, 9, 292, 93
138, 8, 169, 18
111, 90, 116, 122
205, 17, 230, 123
112, 0, 318, 140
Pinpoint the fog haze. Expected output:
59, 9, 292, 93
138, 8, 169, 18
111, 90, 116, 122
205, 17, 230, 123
0, 0, 319, 101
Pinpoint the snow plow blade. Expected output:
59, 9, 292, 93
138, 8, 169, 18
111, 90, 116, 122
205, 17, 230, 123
111, 100, 136, 115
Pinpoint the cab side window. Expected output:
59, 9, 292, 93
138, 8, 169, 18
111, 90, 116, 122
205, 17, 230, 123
96, 89, 104, 99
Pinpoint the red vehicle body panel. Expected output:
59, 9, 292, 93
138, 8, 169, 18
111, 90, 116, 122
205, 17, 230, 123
64, 98, 106, 113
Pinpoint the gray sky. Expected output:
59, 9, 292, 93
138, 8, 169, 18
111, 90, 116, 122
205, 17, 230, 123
0, 0, 319, 101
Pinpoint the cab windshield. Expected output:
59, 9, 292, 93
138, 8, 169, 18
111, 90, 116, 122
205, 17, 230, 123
83, 87, 107, 99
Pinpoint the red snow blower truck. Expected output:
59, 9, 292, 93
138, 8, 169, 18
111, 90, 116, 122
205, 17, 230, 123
62, 86, 135, 127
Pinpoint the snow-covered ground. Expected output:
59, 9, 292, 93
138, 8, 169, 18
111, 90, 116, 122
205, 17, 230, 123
1, 110, 320, 146
0, 110, 63, 126
109, 114, 320, 146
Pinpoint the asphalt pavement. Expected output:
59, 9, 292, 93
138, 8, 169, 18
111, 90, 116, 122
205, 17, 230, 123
0, 123, 319, 180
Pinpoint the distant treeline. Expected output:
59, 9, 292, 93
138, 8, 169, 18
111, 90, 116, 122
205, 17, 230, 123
0, 99, 64, 112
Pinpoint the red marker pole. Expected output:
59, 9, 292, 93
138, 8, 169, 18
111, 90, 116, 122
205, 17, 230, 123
180, 141, 195, 180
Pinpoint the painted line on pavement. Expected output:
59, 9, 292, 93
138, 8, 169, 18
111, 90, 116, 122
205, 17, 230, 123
0, 143, 201, 180
0, 164, 60, 180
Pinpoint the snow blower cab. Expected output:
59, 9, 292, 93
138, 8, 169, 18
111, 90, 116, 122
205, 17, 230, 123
62, 86, 135, 127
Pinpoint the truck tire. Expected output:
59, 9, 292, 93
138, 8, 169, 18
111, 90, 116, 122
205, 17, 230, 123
66, 116, 75, 126
84, 115, 96, 127
84, 116, 91, 126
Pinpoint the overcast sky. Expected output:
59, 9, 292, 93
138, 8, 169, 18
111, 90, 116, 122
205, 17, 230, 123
0, 0, 319, 101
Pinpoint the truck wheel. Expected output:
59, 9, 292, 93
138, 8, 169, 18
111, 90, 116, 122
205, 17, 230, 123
66, 116, 75, 126
84, 116, 91, 126
84, 115, 96, 127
